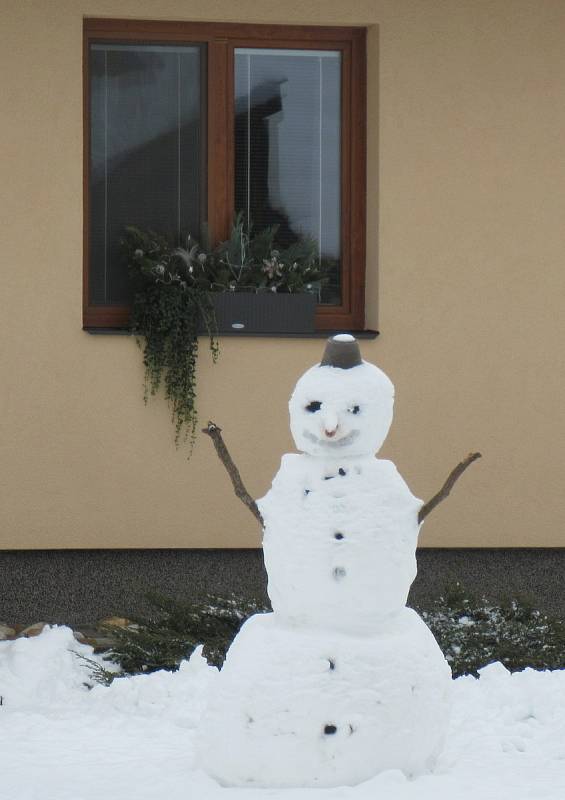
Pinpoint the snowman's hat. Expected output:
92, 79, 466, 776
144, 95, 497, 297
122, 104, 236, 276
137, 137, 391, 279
320, 334, 362, 369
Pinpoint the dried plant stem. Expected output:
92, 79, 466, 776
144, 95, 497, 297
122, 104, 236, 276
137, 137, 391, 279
202, 422, 264, 526
418, 452, 482, 523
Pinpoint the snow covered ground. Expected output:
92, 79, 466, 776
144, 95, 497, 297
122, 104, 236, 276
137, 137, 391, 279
1, 625, 565, 800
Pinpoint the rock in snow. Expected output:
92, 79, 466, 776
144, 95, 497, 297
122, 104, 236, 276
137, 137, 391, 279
0, 623, 16, 640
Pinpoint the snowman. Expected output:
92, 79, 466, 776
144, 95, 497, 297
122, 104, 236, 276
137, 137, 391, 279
196, 334, 452, 788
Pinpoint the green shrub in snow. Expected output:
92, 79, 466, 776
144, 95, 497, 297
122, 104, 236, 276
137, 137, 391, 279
101, 592, 269, 676
413, 582, 565, 677
94, 584, 565, 683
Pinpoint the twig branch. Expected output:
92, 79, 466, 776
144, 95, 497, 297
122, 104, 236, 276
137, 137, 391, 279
419, 452, 482, 524
202, 421, 264, 527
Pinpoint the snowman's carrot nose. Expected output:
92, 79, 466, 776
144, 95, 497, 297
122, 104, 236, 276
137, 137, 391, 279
322, 409, 339, 437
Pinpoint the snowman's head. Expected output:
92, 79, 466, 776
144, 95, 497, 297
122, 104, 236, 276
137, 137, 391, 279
289, 335, 394, 457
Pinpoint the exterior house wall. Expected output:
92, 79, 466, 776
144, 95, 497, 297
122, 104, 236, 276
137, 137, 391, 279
3, 0, 565, 551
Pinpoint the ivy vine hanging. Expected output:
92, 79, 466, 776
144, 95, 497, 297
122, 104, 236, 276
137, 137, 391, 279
123, 227, 219, 453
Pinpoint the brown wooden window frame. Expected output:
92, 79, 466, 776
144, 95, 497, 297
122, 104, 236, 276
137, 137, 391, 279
83, 18, 367, 331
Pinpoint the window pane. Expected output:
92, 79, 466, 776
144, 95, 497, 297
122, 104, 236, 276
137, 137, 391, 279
234, 49, 341, 304
89, 43, 205, 305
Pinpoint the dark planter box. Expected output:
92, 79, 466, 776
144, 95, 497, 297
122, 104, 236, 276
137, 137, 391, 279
201, 292, 317, 334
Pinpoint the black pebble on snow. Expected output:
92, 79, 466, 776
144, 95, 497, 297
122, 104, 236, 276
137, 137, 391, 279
304, 489, 311, 496
334, 532, 344, 540
328, 659, 336, 671
324, 725, 337, 735
338, 468, 346, 476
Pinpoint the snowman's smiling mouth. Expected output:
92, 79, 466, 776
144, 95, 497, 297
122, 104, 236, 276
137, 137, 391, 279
303, 429, 360, 448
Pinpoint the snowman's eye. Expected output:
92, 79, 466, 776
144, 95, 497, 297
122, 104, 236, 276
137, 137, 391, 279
305, 401, 322, 413
348, 405, 360, 415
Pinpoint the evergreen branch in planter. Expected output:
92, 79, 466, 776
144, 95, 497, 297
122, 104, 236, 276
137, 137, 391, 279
210, 212, 324, 293
122, 216, 326, 453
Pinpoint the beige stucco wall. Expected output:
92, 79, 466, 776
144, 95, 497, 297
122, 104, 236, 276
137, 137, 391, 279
2, 0, 565, 549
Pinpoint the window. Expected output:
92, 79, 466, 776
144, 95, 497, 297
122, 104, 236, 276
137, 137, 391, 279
83, 19, 366, 331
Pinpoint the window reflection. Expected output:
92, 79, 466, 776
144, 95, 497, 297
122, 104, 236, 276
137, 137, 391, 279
235, 49, 341, 304
89, 44, 204, 305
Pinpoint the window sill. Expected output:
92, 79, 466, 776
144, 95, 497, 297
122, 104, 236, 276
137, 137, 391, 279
83, 327, 379, 340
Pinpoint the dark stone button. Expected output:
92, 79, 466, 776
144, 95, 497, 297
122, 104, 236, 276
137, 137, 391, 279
338, 468, 346, 476
334, 532, 344, 540
324, 725, 337, 735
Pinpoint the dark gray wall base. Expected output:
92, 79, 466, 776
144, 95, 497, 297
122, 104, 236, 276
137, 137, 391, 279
0, 549, 268, 625
411, 549, 565, 616
0, 548, 564, 625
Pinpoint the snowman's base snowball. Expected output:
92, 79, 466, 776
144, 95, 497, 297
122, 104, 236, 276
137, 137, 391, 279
196, 609, 451, 788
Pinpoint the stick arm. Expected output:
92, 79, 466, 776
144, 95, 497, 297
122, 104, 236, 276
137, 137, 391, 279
202, 421, 264, 527
418, 452, 482, 524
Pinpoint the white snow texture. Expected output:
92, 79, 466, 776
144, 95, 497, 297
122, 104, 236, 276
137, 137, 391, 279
196, 340, 453, 788
3, 626, 565, 799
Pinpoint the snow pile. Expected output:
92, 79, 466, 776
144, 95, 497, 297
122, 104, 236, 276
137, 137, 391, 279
0, 626, 218, 800
0, 625, 95, 713
89, 644, 216, 727
437, 662, 565, 798
0, 626, 216, 724
1, 626, 565, 799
